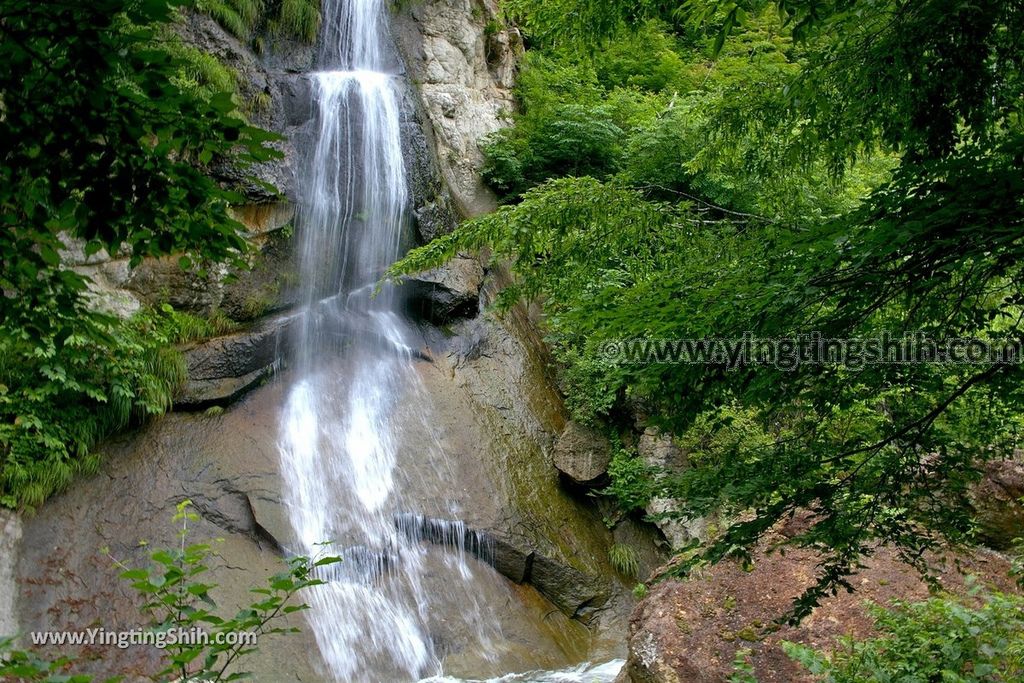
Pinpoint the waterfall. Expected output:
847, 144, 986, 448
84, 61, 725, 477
277, 1, 494, 680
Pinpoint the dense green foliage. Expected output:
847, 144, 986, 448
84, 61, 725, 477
480, 14, 890, 218
165, 36, 240, 102
784, 587, 1024, 681
0, 301, 243, 509
0, 501, 336, 682
0, 0, 280, 509
0, 640, 103, 683
3, 307, 175, 509
603, 439, 657, 515
393, 0, 1024, 619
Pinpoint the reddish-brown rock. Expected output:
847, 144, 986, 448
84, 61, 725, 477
620, 534, 1016, 683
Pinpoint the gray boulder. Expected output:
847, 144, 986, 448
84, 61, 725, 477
552, 420, 612, 487
637, 427, 704, 549
177, 313, 297, 408
403, 255, 484, 323
971, 452, 1024, 549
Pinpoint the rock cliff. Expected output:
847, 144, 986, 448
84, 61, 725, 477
392, 0, 522, 218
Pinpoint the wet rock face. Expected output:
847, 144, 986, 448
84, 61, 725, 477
13, 320, 631, 679
13, 393, 319, 681
219, 216, 300, 322
395, 512, 612, 620
406, 305, 666, 638
619, 533, 1015, 683
392, 0, 522, 218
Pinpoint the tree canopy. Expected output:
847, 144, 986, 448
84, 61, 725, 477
393, 0, 1024, 618
0, 0, 280, 508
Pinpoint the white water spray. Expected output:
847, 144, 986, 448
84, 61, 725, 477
277, 1, 478, 679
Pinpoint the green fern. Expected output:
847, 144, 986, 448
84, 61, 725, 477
0, 304, 240, 510
206, 309, 239, 337
166, 42, 238, 99
164, 307, 238, 344
246, 90, 273, 115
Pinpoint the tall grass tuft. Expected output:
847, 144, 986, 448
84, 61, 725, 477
609, 543, 641, 579
276, 0, 321, 43
197, 0, 322, 44
199, 0, 265, 40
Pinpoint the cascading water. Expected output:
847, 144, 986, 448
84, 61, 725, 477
277, 0, 502, 680
277, 1, 625, 681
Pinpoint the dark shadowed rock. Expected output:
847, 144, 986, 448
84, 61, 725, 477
173, 10, 302, 201
397, 79, 461, 242
184, 315, 294, 381
257, 33, 316, 74
393, 512, 609, 619
489, 535, 533, 584
972, 452, 1024, 549
403, 256, 484, 324
177, 367, 275, 410
552, 420, 612, 487
612, 518, 669, 583
277, 73, 315, 127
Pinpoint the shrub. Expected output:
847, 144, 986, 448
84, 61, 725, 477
602, 444, 657, 513
0, 305, 236, 510
784, 587, 1024, 682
